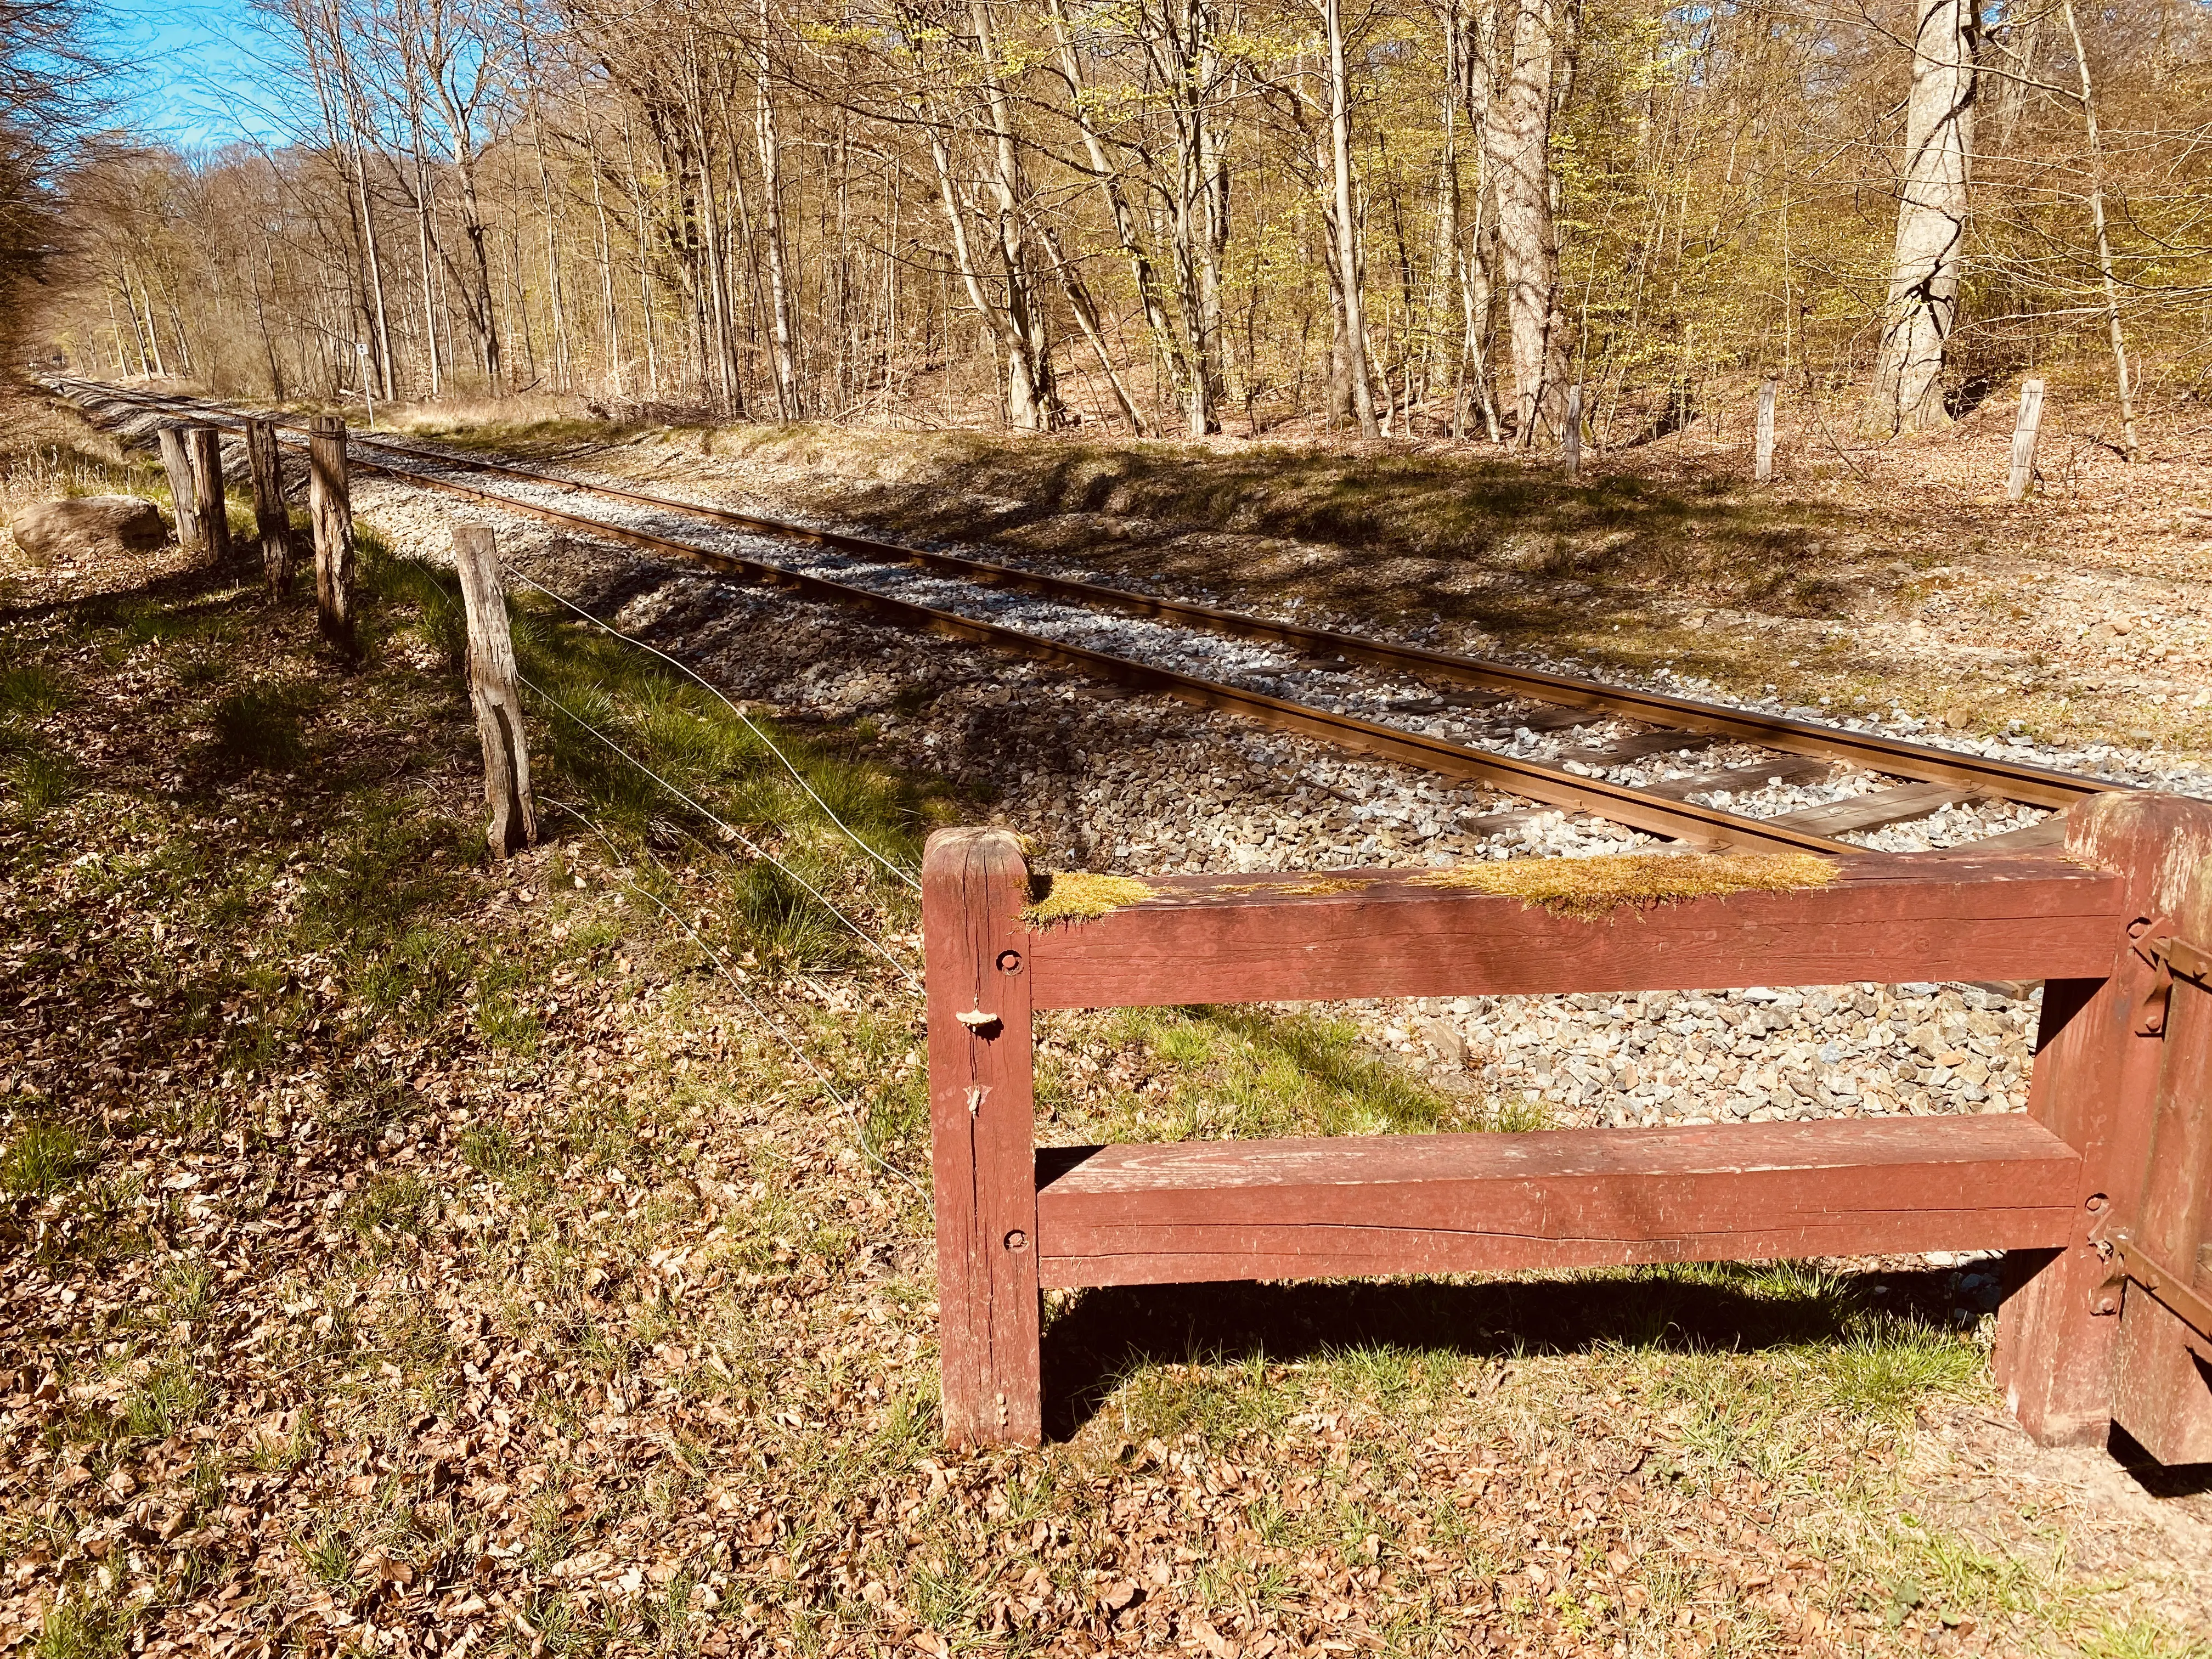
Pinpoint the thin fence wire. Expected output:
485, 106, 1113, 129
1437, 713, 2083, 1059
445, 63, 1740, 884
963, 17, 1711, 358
500, 563, 920, 891
511, 665, 921, 990
548, 800, 926, 1198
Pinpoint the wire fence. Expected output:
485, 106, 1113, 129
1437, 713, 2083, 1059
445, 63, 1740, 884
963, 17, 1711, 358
478, 550, 930, 1194
501, 564, 920, 891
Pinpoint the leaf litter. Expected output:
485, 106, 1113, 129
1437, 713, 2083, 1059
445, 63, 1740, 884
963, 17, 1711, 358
1, 488, 2207, 1659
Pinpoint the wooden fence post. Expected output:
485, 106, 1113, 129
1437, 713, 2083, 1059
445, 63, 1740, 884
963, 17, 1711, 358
2109, 854, 2212, 1463
244, 417, 294, 592
923, 827, 1041, 1448
1754, 377, 1779, 483
156, 424, 202, 552
1562, 384, 1583, 479
308, 414, 356, 656
2007, 379, 2046, 503
187, 425, 231, 567
1996, 792, 2212, 1444
450, 524, 537, 855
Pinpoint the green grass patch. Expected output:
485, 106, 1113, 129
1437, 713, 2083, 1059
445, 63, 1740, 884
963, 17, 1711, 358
208, 679, 318, 771
1046, 1004, 1469, 1144
0, 663, 67, 716
1, 1119, 97, 1197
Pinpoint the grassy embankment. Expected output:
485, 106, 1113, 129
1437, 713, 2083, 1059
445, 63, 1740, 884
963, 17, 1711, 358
2, 391, 2202, 1656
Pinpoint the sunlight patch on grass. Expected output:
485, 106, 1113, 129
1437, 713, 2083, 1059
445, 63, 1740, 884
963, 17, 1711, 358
2, 1120, 96, 1197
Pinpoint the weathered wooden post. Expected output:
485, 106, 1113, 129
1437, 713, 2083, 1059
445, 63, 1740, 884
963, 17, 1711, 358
450, 524, 537, 855
2108, 854, 2212, 1463
1561, 384, 1583, 480
308, 414, 356, 657
923, 827, 1041, 1448
156, 423, 202, 552
187, 425, 231, 567
1754, 377, 1779, 483
1996, 792, 2212, 1445
244, 417, 294, 592
2007, 379, 2046, 504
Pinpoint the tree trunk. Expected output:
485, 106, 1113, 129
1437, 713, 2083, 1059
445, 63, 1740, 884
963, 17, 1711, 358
1322, 0, 1379, 438
755, 0, 803, 420
1483, 0, 1566, 447
1868, 0, 1977, 436
2059, 0, 2138, 462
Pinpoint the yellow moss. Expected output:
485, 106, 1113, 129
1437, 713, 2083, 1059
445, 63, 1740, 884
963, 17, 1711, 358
1212, 877, 1374, 896
1023, 871, 1158, 924
1415, 851, 1838, 922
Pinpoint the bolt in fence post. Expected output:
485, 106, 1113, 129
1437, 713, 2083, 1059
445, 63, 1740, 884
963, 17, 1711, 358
2007, 379, 2046, 504
450, 524, 537, 856
156, 422, 202, 552
1996, 792, 2212, 1445
308, 414, 356, 657
923, 826, 1041, 1448
1562, 384, 1583, 480
187, 425, 230, 567
1754, 377, 1779, 483
245, 417, 294, 592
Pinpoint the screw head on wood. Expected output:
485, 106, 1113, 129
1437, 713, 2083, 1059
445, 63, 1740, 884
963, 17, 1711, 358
996, 950, 1024, 974
1003, 1231, 1029, 1252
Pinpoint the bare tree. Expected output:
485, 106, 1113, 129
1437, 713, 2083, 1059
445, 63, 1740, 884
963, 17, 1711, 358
1482, 0, 1568, 445
1867, 0, 1977, 435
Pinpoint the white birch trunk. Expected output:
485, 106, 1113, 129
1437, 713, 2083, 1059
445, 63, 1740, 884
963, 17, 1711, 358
1868, 0, 1977, 435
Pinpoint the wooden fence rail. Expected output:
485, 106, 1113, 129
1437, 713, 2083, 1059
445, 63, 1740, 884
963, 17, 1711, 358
924, 792, 2212, 1461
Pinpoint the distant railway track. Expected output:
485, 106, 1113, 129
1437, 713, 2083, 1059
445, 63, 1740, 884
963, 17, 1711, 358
50, 376, 2112, 857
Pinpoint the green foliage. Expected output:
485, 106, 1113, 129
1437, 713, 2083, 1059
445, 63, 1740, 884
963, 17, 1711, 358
209, 680, 316, 770
121, 1356, 211, 1440
1, 1120, 95, 1196
1047, 1004, 1468, 1146
0, 664, 67, 717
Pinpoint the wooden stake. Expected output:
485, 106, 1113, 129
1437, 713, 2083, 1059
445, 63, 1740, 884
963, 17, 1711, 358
156, 423, 201, 551
1996, 791, 2212, 1445
187, 425, 230, 567
2007, 379, 2046, 503
1562, 383, 1583, 479
308, 414, 356, 656
924, 827, 1041, 1448
1754, 377, 1779, 483
450, 524, 538, 854
244, 418, 294, 592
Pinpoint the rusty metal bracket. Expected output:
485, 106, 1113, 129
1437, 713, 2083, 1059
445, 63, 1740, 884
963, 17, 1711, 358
2130, 927, 2212, 1036
2090, 1214, 2212, 1342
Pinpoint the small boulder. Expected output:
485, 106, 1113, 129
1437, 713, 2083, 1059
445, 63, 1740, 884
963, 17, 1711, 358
5, 495, 168, 566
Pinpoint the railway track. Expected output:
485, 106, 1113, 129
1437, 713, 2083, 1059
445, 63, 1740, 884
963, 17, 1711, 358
49, 376, 2112, 859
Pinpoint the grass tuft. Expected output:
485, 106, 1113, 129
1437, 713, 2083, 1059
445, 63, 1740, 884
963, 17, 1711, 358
1419, 850, 1838, 921
209, 680, 315, 771
2, 1120, 96, 1196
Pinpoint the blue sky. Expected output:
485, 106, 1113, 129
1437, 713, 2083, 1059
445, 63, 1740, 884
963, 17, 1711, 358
100, 0, 293, 150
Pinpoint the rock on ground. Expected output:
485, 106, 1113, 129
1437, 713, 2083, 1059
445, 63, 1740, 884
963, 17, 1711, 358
4, 494, 167, 565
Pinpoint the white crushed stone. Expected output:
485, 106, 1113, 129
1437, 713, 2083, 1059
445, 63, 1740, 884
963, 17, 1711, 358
68, 393, 2139, 1160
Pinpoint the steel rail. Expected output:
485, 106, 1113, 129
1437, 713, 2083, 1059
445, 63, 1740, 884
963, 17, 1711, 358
52, 376, 2106, 810
52, 378, 2104, 848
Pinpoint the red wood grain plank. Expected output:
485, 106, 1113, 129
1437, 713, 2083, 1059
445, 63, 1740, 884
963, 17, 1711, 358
2112, 855, 2212, 1464
1024, 854, 2125, 1009
1036, 1114, 2081, 1288
924, 828, 1042, 1447
1997, 793, 2212, 1447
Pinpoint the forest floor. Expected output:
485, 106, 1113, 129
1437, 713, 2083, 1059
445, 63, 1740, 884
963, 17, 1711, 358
4, 382, 2212, 1659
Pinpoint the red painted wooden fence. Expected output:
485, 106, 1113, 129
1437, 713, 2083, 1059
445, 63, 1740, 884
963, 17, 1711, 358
923, 793, 2212, 1459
